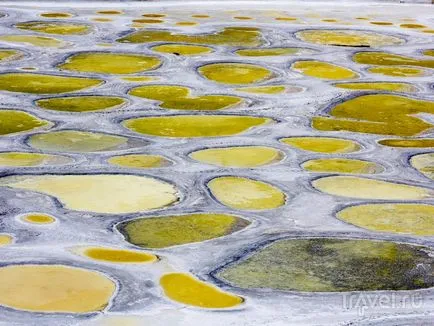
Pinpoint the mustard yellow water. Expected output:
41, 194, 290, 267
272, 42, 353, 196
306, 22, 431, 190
0, 35, 64, 47
0, 49, 23, 61
190, 146, 283, 167
0, 234, 12, 247
0, 152, 72, 167
0, 174, 178, 214
302, 158, 382, 174
368, 66, 426, 77
235, 47, 313, 57
119, 213, 250, 248
121, 76, 155, 82
151, 44, 212, 55
0, 265, 116, 313
208, 176, 285, 210
118, 26, 262, 46
379, 138, 434, 147
424, 50, 434, 57
236, 85, 288, 94
176, 22, 198, 26
281, 137, 360, 153
160, 273, 243, 308
312, 94, 434, 136
59, 53, 161, 74
312, 176, 432, 200
0, 110, 50, 135
401, 23, 426, 29
334, 82, 417, 93
353, 52, 434, 69
77, 247, 157, 263
410, 153, 434, 180
129, 85, 241, 110
36, 96, 126, 112
40, 12, 72, 18
123, 115, 271, 137
292, 61, 358, 79
295, 29, 404, 47
370, 21, 393, 26
0, 73, 102, 94
15, 21, 90, 35
199, 63, 272, 84
97, 10, 123, 15
108, 154, 171, 168
337, 203, 434, 236
28, 130, 128, 153
21, 213, 56, 224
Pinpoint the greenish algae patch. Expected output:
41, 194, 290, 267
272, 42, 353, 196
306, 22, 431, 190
151, 44, 212, 56
334, 82, 417, 93
216, 238, 434, 292
75, 246, 157, 263
302, 158, 382, 174
129, 85, 242, 111
0, 110, 50, 135
123, 115, 271, 137
236, 85, 290, 94
368, 66, 426, 77
58, 53, 161, 75
0, 152, 71, 167
281, 137, 360, 153
15, 21, 90, 35
295, 29, 404, 47
313, 94, 434, 136
379, 138, 434, 148
208, 176, 285, 210
0, 49, 23, 62
410, 153, 434, 180
160, 273, 243, 308
118, 213, 250, 248
190, 146, 283, 167
36, 96, 126, 113
0, 35, 65, 47
108, 154, 171, 169
28, 130, 129, 153
117, 26, 262, 47
0, 174, 178, 214
0, 264, 116, 313
337, 203, 434, 236
199, 63, 272, 85
21, 213, 55, 224
0, 73, 102, 94
0, 234, 13, 247
292, 61, 358, 80
353, 52, 434, 68
235, 47, 314, 57
312, 176, 433, 200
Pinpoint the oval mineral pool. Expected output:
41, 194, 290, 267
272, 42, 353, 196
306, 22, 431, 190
0, 110, 51, 135
0, 35, 65, 47
0, 174, 179, 214
337, 203, 434, 236
20, 213, 56, 224
0, 49, 23, 62
118, 213, 250, 248
36, 96, 126, 112
410, 153, 434, 180
151, 44, 212, 56
280, 137, 361, 153
40, 12, 72, 18
235, 47, 314, 57
368, 66, 426, 77
378, 138, 434, 148
236, 85, 292, 94
75, 246, 157, 264
334, 82, 417, 93
353, 52, 434, 69
198, 63, 272, 84
107, 154, 171, 169
292, 61, 358, 79
208, 176, 285, 210
0, 234, 13, 247
15, 21, 90, 35
302, 158, 383, 174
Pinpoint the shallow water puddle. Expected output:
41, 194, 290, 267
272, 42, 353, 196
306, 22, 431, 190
117, 26, 262, 46
235, 47, 315, 57
302, 158, 382, 174
59, 53, 161, 74
353, 51, 434, 69
236, 85, 294, 94
129, 85, 242, 110
0, 73, 102, 94
0, 152, 71, 167
15, 21, 90, 35
425, 49, 434, 57
216, 238, 434, 292
334, 82, 417, 92
0, 234, 13, 247
21, 213, 56, 224
160, 273, 243, 308
337, 203, 434, 236
368, 66, 426, 77
118, 213, 250, 248
0, 49, 23, 61
36, 96, 126, 112
410, 153, 434, 180
0, 35, 65, 47
313, 94, 434, 136
292, 61, 358, 79
199, 63, 272, 84
123, 115, 271, 137
28, 130, 134, 153
400, 23, 427, 29
0, 110, 50, 135
208, 176, 285, 210
295, 29, 404, 47
312, 176, 433, 200
281, 137, 360, 153
74, 246, 157, 263
40, 12, 72, 18
379, 138, 434, 147
0, 174, 178, 214
190, 146, 283, 167
151, 44, 213, 56
108, 154, 171, 169
0, 264, 115, 313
